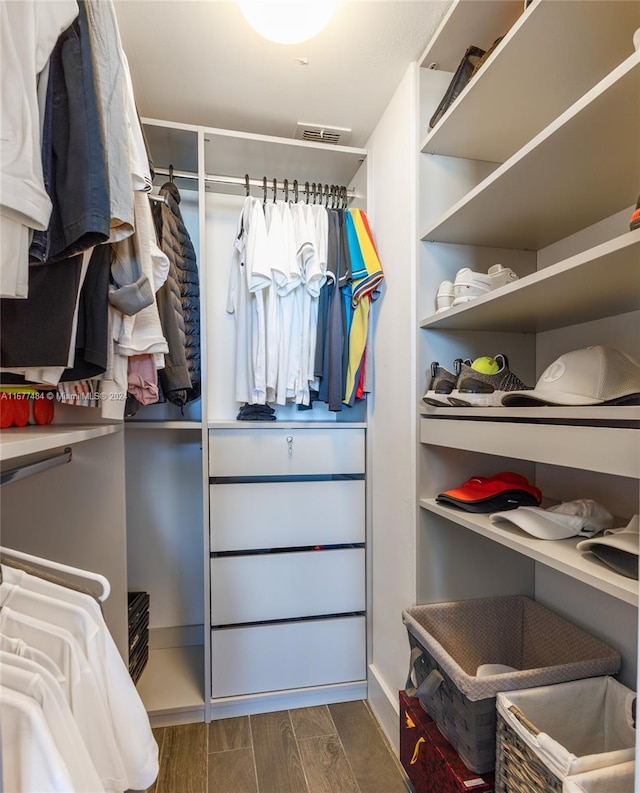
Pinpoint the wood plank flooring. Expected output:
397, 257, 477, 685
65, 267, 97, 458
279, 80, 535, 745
147, 700, 411, 793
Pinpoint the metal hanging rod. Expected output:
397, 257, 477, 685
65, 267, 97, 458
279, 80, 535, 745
1, 447, 72, 488
153, 167, 361, 200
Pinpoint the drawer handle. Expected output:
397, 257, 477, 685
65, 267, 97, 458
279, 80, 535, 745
286, 435, 293, 458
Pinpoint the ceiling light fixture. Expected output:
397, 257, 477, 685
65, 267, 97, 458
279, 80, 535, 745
238, 0, 338, 45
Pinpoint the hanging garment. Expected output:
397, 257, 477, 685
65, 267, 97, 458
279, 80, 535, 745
33, 0, 111, 264
0, 605, 129, 791
152, 181, 201, 406
228, 196, 270, 404
1, 656, 106, 792
0, 687, 76, 793
343, 209, 385, 405
0, 0, 79, 297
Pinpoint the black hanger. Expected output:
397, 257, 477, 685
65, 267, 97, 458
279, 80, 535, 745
284, 178, 289, 203
312, 183, 317, 204
273, 177, 277, 203
294, 180, 298, 203
324, 184, 330, 207
305, 181, 310, 204
341, 186, 348, 209
169, 164, 174, 183
263, 176, 267, 205
245, 174, 250, 197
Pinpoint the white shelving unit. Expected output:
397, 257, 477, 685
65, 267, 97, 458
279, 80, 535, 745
420, 499, 638, 607
129, 118, 370, 725
417, 0, 640, 700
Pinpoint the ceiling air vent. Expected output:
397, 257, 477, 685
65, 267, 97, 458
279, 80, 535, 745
294, 122, 351, 146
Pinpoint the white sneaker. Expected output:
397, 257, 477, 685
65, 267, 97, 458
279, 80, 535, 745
452, 264, 518, 306
435, 280, 454, 313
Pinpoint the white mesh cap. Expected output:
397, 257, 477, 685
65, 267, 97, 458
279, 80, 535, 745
490, 499, 614, 540
502, 346, 640, 406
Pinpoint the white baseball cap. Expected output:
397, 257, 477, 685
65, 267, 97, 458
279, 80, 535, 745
501, 346, 640, 406
490, 499, 614, 540
577, 515, 639, 579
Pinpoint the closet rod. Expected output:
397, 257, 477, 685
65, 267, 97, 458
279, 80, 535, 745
0, 544, 111, 601
0, 447, 72, 488
154, 167, 361, 199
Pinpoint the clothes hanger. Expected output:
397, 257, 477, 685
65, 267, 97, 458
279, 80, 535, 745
284, 178, 289, 203
324, 184, 330, 207
305, 181, 310, 204
272, 177, 277, 203
0, 546, 110, 602
244, 174, 250, 197
294, 179, 298, 204
263, 176, 267, 206
312, 183, 317, 204
169, 164, 174, 184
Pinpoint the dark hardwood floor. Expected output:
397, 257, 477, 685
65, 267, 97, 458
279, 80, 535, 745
147, 700, 411, 793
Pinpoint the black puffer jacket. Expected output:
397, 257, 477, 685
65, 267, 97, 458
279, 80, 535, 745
152, 181, 201, 406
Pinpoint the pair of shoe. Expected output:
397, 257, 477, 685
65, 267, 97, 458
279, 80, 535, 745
422, 354, 531, 407
435, 264, 518, 313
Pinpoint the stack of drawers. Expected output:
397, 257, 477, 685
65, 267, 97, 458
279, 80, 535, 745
208, 426, 366, 699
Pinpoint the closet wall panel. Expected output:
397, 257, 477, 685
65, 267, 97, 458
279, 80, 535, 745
0, 431, 129, 658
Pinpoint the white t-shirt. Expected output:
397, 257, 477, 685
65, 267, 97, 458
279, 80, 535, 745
228, 197, 272, 404
1, 686, 75, 793
1, 656, 105, 792
0, 577, 159, 792
0, 606, 128, 792
0, 633, 66, 687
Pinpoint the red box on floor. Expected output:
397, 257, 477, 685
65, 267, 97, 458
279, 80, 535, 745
399, 690, 494, 793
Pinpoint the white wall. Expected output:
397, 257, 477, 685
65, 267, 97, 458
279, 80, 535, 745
364, 63, 419, 746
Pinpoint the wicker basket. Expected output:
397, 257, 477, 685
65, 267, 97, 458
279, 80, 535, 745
495, 677, 636, 793
403, 596, 622, 774
496, 707, 563, 792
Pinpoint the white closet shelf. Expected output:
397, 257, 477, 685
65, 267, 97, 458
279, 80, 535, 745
208, 420, 367, 430
420, 230, 640, 332
420, 418, 640, 478
136, 645, 205, 723
419, 498, 638, 606
418, 0, 523, 72
0, 424, 122, 462
125, 421, 202, 430
420, 406, 640, 422
141, 119, 199, 175
420, 1, 640, 162
420, 53, 640, 250
202, 126, 367, 189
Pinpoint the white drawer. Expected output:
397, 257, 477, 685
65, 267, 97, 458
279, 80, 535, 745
210, 479, 365, 551
211, 548, 365, 624
208, 428, 364, 477
211, 615, 366, 697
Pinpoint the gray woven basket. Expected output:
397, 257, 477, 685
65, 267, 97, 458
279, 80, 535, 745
403, 595, 621, 774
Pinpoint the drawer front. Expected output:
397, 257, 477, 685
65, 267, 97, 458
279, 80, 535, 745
210, 479, 365, 551
208, 428, 364, 477
211, 615, 366, 697
211, 548, 365, 624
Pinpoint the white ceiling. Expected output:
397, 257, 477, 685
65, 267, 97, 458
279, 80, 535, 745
115, 0, 451, 149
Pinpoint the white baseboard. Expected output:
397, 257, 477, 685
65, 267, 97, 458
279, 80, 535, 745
367, 663, 400, 754
209, 681, 368, 720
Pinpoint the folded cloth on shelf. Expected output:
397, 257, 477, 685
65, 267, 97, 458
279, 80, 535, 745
502, 346, 640, 406
236, 402, 276, 421
490, 499, 614, 540
577, 515, 639, 579
435, 471, 541, 513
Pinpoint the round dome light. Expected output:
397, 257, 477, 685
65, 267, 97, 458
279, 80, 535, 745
238, 0, 338, 45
